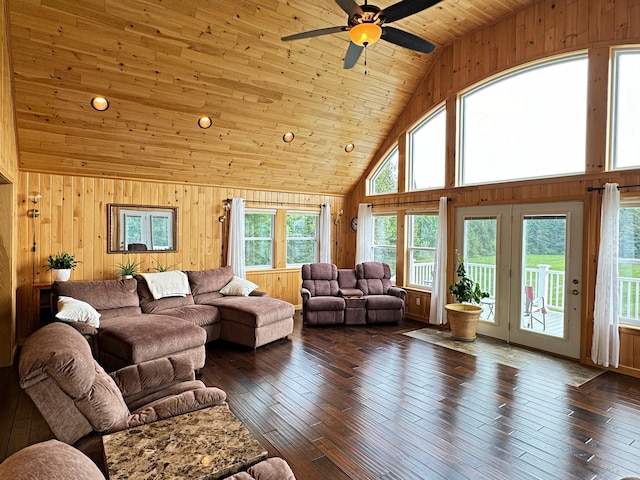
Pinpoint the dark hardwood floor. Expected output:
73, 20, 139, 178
2, 314, 640, 479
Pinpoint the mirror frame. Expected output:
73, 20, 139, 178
107, 204, 178, 253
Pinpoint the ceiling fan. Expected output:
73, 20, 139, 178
281, 0, 441, 69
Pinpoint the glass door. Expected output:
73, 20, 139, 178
509, 203, 582, 358
455, 202, 583, 358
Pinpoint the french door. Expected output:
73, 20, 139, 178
455, 202, 582, 358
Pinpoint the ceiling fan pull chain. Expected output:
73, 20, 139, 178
364, 45, 368, 75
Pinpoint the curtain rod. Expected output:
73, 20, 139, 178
587, 184, 640, 192
225, 198, 323, 208
368, 197, 451, 208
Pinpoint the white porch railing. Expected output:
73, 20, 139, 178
412, 260, 640, 321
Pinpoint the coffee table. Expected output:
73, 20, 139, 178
103, 405, 267, 479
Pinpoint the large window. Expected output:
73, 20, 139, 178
245, 209, 275, 269
373, 213, 397, 280
286, 212, 319, 266
619, 201, 640, 327
460, 55, 588, 185
611, 49, 640, 170
407, 213, 438, 288
370, 147, 398, 195
409, 107, 446, 191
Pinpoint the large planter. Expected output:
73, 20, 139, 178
51, 268, 71, 282
445, 303, 483, 341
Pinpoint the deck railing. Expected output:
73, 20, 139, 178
412, 260, 640, 321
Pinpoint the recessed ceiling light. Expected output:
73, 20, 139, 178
91, 96, 109, 111
198, 116, 212, 129
345, 143, 355, 153
283, 132, 295, 143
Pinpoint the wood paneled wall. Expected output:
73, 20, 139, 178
15, 172, 349, 342
0, 1, 18, 367
349, 0, 640, 377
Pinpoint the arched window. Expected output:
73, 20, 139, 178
459, 54, 588, 185
370, 146, 398, 195
409, 106, 446, 191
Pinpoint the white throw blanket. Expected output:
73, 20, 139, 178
140, 271, 191, 300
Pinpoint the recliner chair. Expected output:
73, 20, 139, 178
300, 262, 345, 325
356, 261, 406, 323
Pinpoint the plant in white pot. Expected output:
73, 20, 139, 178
116, 259, 142, 279
445, 256, 490, 341
46, 252, 80, 282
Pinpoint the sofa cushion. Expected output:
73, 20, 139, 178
53, 278, 142, 319
301, 263, 339, 296
365, 294, 404, 310
187, 266, 235, 296
206, 296, 294, 328
356, 262, 392, 295
337, 268, 363, 296
136, 276, 195, 314
306, 296, 345, 312
98, 315, 206, 365
153, 304, 220, 327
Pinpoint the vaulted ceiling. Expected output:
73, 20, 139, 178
7, 0, 537, 196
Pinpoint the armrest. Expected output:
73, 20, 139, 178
64, 321, 98, 337
116, 387, 228, 431
300, 287, 311, 302
110, 354, 196, 400
387, 287, 406, 301
250, 289, 268, 297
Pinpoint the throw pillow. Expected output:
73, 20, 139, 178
220, 276, 259, 296
56, 296, 101, 327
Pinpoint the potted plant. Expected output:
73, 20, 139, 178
445, 256, 490, 341
46, 252, 80, 282
116, 259, 142, 279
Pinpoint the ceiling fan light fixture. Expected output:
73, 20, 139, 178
349, 23, 382, 47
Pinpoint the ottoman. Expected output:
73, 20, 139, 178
208, 296, 295, 348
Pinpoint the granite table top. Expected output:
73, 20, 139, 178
103, 405, 268, 479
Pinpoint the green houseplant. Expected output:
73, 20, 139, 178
445, 256, 490, 341
116, 259, 142, 279
46, 252, 80, 282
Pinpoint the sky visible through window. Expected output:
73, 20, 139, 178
613, 50, 640, 170
461, 56, 588, 185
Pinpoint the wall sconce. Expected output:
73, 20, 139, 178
218, 215, 226, 223
27, 192, 42, 218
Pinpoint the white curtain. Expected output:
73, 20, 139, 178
592, 183, 620, 368
227, 197, 246, 279
319, 204, 331, 263
355, 203, 373, 265
429, 197, 449, 325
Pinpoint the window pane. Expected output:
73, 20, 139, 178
125, 216, 143, 245
286, 213, 318, 265
409, 108, 446, 191
373, 214, 397, 279
612, 50, 640, 170
408, 214, 438, 288
619, 206, 640, 325
371, 147, 398, 194
151, 216, 170, 250
245, 212, 273, 268
460, 56, 587, 185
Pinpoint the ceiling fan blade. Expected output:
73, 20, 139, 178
334, 0, 363, 17
281, 26, 346, 42
381, 26, 435, 53
343, 42, 364, 69
381, 0, 442, 24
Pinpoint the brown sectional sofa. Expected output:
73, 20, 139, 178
301, 261, 406, 326
53, 266, 294, 372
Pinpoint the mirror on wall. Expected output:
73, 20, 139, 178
108, 204, 178, 253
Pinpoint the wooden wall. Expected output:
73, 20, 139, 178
0, 1, 18, 367
15, 172, 350, 343
349, 0, 640, 377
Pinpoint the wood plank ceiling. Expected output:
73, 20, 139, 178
8, 0, 537, 196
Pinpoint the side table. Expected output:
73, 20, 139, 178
103, 405, 267, 479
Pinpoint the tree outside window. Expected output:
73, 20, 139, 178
245, 211, 274, 269
286, 212, 318, 266
373, 214, 397, 279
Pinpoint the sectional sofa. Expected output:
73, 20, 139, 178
300, 261, 406, 325
52, 266, 294, 372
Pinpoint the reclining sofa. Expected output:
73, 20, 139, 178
301, 261, 406, 326
52, 266, 294, 372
